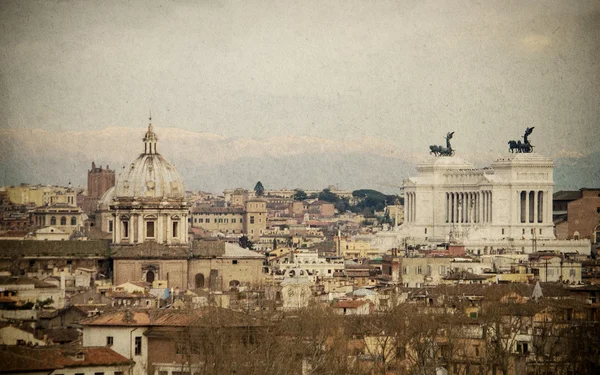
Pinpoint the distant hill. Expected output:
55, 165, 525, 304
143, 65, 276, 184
0, 127, 596, 194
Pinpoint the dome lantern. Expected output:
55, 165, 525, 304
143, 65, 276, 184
143, 115, 158, 154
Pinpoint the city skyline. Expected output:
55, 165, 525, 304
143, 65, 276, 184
1, 0, 599, 193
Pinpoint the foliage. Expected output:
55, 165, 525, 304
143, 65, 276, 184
318, 188, 339, 203
254, 181, 265, 197
351, 189, 398, 216
238, 235, 254, 250
293, 190, 307, 201
36, 298, 54, 309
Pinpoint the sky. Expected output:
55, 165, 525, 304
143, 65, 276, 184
1, 0, 599, 193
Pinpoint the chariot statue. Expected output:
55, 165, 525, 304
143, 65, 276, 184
429, 131, 455, 157
508, 127, 534, 153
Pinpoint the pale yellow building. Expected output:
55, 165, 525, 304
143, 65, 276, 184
7, 185, 76, 207
190, 199, 267, 240
31, 204, 84, 235
336, 237, 384, 259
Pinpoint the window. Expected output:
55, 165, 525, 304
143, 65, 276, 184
232, 260, 238, 265
439, 265, 446, 275
94, 372, 105, 375
232, 218, 236, 223
424, 228, 427, 234
60, 216, 67, 225
569, 269, 576, 277
173, 221, 179, 237
106, 336, 113, 346
51, 216, 56, 225
114, 372, 124, 375
205, 218, 210, 223
146, 221, 155, 237
250, 216, 255, 224
502, 228, 505, 235
135, 336, 142, 355
199, 218, 203, 223
71, 216, 77, 225
240, 218, 243, 223
539, 228, 542, 235
417, 266, 423, 275
108, 220, 113, 232
426, 265, 431, 276
516, 341, 529, 355
403, 266, 408, 275
123, 221, 129, 238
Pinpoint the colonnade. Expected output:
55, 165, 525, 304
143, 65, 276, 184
520, 190, 545, 223
113, 212, 186, 244
445, 191, 493, 224
406, 192, 416, 223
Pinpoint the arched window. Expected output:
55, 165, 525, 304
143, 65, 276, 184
60, 217, 67, 225
50, 216, 56, 225
195, 273, 205, 288
71, 216, 77, 226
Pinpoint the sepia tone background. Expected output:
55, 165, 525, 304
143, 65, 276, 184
1, 0, 599, 193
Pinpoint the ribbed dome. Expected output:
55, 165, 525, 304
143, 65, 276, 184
114, 123, 185, 199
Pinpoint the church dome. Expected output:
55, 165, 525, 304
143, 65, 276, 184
98, 186, 115, 210
114, 122, 185, 200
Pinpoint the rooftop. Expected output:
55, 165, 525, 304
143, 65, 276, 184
0, 346, 132, 373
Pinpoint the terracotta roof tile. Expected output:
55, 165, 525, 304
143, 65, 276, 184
0, 346, 132, 373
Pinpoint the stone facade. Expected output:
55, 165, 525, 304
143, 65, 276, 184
110, 122, 189, 246
403, 153, 555, 242
31, 204, 84, 235
243, 198, 267, 241
112, 241, 264, 291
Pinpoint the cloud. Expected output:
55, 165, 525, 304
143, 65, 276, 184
0, 126, 416, 192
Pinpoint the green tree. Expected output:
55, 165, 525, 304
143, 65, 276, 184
254, 181, 265, 197
318, 188, 339, 203
238, 235, 255, 250
293, 189, 307, 201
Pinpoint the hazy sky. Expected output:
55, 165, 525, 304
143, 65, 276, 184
1, 0, 599, 192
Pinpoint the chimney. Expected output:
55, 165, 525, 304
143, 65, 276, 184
91, 162, 96, 169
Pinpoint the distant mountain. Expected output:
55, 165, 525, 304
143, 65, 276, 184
0, 127, 414, 194
0, 127, 596, 194
554, 151, 600, 191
